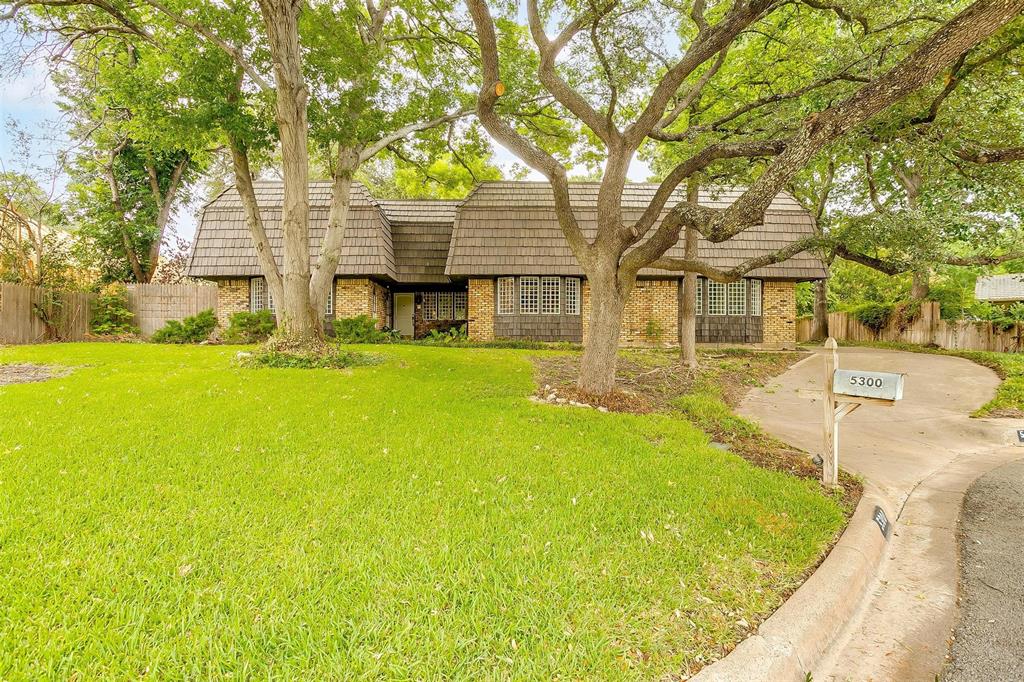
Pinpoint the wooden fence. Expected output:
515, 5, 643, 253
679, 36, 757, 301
0, 282, 218, 343
797, 301, 1023, 353
126, 283, 218, 337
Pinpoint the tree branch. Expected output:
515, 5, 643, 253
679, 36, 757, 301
648, 235, 825, 282
358, 107, 474, 163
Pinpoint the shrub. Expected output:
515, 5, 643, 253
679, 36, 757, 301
425, 324, 468, 344
223, 309, 276, 343
237, 347, 382, 369
847, 302, 894, 333
151, 309, 218, 344
90, 283, 138, 336
333, 315, 397, 343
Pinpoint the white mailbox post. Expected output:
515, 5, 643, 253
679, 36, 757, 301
802, 338, 905, 487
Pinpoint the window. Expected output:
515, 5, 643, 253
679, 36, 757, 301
422, 291, 437, 320
250, 277, 276, 313
325, 280, 334, 316
520, 276, 540, 314
695, 277, 703, 315
541, 277, 560, 315
454, 291, 467, 319
727, 280, 746, 315
565, 278, 581, 315
497, 277, 515, 315
438, 291, 453, 320
708, 280, 726, 315
750, 279, 762, 316
250, 277, 266, 312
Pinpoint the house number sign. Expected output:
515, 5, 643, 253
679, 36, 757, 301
833, 369, 905, 402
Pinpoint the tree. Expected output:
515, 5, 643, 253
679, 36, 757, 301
467, 0, 1024, 393
3, 0, 484, 346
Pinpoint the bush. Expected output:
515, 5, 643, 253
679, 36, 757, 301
90, 283, 138, 336
237, 347, 382, 369
223, 309, 276, 343
425, 324, 468, 344
333, 315, 397, 343
847, 302, 894, 332
151, 309, 218, 344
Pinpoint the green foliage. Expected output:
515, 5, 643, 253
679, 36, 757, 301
425, 325, 468, 344
0, 342, 846, 678
239, 347, 381, 369
846, 302, 894, 332
644, 318, 664, 341
223, 309, 276, 344
151, 309, 217, 344
89, 283, 137, 336
332, 315, 398, 344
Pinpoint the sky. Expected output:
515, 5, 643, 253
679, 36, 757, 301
0, 22, 651, 244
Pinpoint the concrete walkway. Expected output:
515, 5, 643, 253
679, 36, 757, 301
740, 347, 1023, 681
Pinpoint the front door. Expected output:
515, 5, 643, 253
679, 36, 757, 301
394, 293, 414, 337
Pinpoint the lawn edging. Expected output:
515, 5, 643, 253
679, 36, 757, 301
690, 484, 893, 681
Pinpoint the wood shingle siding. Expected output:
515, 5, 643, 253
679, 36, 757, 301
493, 277, 583, 342
445, 183, 826, 280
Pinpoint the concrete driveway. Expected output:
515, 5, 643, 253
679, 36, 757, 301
740, 347, 1023, 681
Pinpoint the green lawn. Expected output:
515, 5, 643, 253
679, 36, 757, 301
0, 343, 846, 679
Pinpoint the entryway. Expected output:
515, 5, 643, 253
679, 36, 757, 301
394, 293, 414, 337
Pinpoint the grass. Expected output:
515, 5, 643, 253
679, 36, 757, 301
0, 343, 847, 679
831, 340, 1024, 418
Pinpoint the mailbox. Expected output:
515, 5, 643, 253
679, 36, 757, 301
833, 369, 904, 401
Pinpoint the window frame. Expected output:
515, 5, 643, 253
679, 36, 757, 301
707, 280, 727, 316
438, 291, 454, 320
497, 277, 515, 315
325, 279, 334, 316
727, 280, 746, 316
564, 277, 581, 316
250, 277, 265, 313
422, 291, 438, 321
750, 279, 762, 317
454, 291, 468, 319
540, 276, 561, 315
694, 277, 703, 315
519, 276, 540, 315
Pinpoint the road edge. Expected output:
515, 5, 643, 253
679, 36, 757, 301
690, 485, 892, 681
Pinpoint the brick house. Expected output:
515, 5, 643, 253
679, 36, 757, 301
187, 181, 826, 347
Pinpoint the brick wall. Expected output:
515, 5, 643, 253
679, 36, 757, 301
467, 278, 494, 341
216, 279, 249, 327
763, 280, 797, 347
582, 278, 679, 348
336, 278, 373, 319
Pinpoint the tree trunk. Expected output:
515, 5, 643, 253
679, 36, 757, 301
679, 225, 698, 368
259, 0, 319, 345
911, 269, 930, 299
811, 278, 829, 340
578, 267, 629, 395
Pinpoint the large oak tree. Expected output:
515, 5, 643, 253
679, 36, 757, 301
466, 0, 1024, 393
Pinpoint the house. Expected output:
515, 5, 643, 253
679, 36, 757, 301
186, 181, 826, 347
975, 274, 1024, 307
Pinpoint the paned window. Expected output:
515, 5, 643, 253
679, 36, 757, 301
541, 277, 560, 315
708, 280, 726, 316
519, 276, 540, 314
727, 280, 746, 315
438, 291, 454, 320
454, 291, 468, 319
250, 277, 266, 312
564, 278, 581, 315
422, 291, 438, 320
750, 279, 762, 316
325, 280, 334, 315
497, 277, 515, 315
695, 277, 703, 315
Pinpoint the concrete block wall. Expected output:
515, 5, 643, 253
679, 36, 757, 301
763, 280, 797, 347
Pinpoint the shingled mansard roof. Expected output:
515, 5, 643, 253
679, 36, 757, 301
187, 180, 826, 282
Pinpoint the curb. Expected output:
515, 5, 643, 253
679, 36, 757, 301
689, 485, 893, 681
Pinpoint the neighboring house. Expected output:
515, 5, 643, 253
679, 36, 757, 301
975, 274, 1024, 307
187, 181, 826, 347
